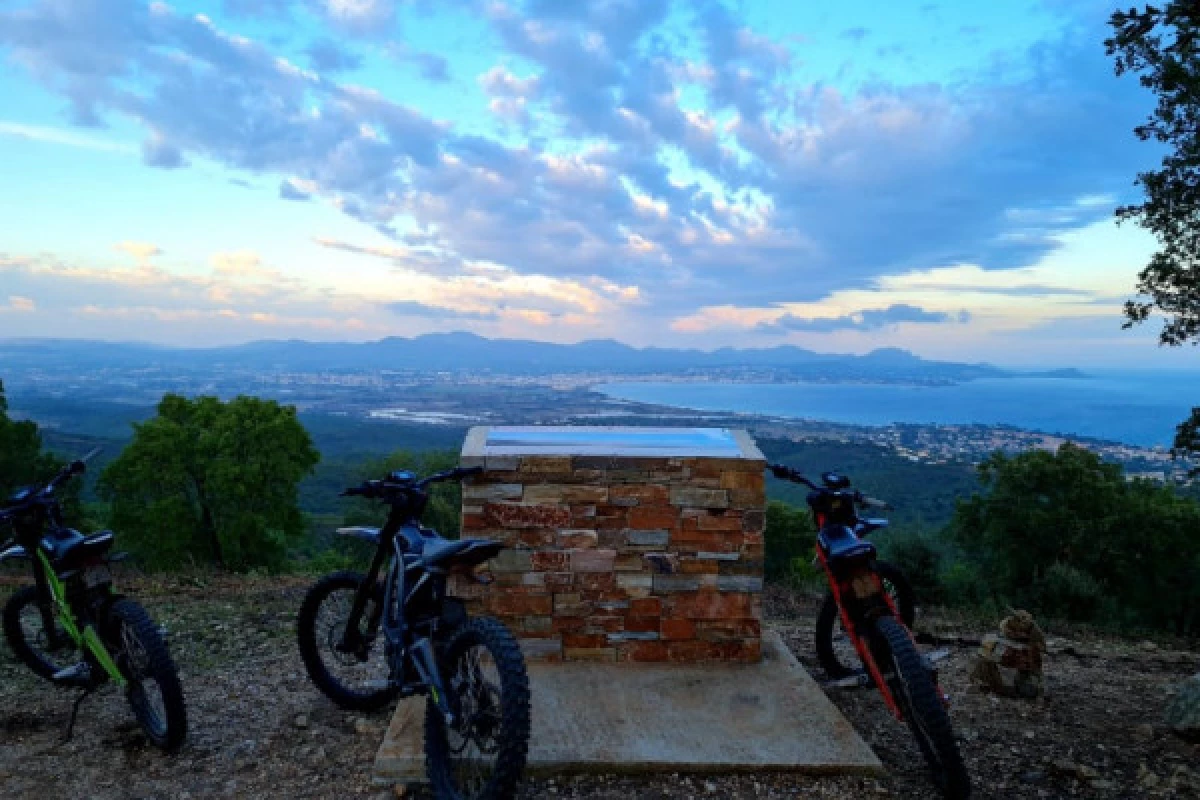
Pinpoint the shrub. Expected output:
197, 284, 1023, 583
880, 528, 946, 604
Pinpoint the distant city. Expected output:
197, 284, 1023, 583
2, 336, 1191, 486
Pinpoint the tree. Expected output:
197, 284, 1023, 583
0, 379, 67, 504
764, 500, 816, 584
947, 444, 1200, 634
99, 394, 319, 572
1107, 4, 1200, 463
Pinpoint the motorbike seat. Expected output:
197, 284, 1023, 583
42, 529, 114, 571
818, 525, 876, 563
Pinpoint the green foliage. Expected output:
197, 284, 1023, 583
98, 394, 319, 572
758, 436, 977, 529
764, 500, 821, 587
338, 450, 463, 538
946, 443, 1200, 633
878, 528, 946, 605
1107, 4, 1200, 347
0, 380, 63, 502
1027, 562, 1105, 623
1107, 5, 1200, 465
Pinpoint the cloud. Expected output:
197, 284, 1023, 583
305, 38, 363, 73
0, 121, 133, 153
390, 44, 451, 82
142, 132, 186, 169
757, 304, 969, 334
113, 241, 163, 263
386, 301, 499, 321
0, 0, 1161, 331
279, 178, 313, 201
1, 296, 36, 313
319, 0, 398, 35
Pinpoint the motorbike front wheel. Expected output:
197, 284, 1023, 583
107, 598, 188, 752
874, 615, 971, 799
425, 616, 531, 800
297, 570, 395, 712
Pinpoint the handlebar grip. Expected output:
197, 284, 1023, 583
340, 486, 367, 497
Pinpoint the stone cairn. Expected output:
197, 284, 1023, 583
456, 434, 766, 664
969, 609, 1047, 698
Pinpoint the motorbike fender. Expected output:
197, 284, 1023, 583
0, 544, 29, 563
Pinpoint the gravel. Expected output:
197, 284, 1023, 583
1, 575, 1198, 799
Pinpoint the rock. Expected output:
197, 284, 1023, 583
1139, 640, 1158, 652
1134, 723, 1156, 739
354, 717, 376, 735
393, 784, 408, 798
294, 713, 309, 729
1166, 673, 1200, 741
1020, 770, 1046, 785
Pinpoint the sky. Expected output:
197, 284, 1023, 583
0, 0, 1191, 368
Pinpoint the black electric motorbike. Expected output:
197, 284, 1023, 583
297, 466, 530, 799
0, 451, 187, 751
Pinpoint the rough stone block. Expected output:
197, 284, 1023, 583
517, 637, 562, 661
670, 487, 730, 508
525, 484, 610, 504
490, 549, 534, 573
607, 631, 660, 642
570, 548, 617, 573
625, 529, 670, 547
563, 647, 618, 662
557, 529, 599, 548
628, 506, 678, 530
485, 503, 572, 529
653, 574, 702, 593
717, 575, 765, 593
462, 483, 524, 502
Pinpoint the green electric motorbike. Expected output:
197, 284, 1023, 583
0, 451, 187, 751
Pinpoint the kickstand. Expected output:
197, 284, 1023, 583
62, 688, 94, 744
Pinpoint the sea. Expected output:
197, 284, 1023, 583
598, 370, 1200, 448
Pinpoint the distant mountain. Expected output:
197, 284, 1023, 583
0, 334, 1027, 383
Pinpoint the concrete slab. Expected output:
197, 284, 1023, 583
374, 630, 881, 784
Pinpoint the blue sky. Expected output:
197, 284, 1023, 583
0, 0, 1189, 367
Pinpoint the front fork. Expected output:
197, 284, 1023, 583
35, 552, 125, 687
820, 551, 935, 720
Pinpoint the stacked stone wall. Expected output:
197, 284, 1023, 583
456, 446, 765, 663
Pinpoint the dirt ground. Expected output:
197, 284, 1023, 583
1, 574, 1197, 799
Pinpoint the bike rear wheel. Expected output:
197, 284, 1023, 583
297, 570, 396, 711
873, 615, 970, 799
2, 585, 81, 680
107, 598, 188, 752
816, 561, 914, 679
425, 616, 531, 800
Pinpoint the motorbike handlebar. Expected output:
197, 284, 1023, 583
418, 465, 484, 488
767, 463, 893, 509
341, 466, 483, 499
767, 463, 820, 490
858, 494, 893, 511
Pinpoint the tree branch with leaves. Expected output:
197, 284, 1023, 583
1107, 2, 1200, 466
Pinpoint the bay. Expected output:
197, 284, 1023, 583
598, 370, 1200, 447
